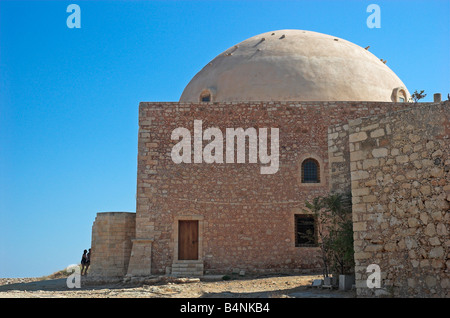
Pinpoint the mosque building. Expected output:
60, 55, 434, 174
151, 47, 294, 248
87, 30, 449, 297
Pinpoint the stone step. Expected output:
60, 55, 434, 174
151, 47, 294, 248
171, 268, 203, 272
172, 263, 203, 268
172, 264, 204, 269
171, 262, 204, 277
172, 268, 203, 272
172, 264, 203, 268
172, 272, 203, 276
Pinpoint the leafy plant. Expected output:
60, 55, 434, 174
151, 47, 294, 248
305, 193, 354, 277
305, 196, 331, 277
410, 90, 427, 103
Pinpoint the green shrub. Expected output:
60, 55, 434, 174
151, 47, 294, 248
305, 193, 354, 276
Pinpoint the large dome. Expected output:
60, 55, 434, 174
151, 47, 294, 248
179, 30, 409, 103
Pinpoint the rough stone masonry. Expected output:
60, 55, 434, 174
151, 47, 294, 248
125, 101, 414, 276
89, 100, 449, 298
346, 103, 449, 297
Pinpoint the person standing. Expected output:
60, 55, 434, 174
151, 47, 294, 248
80, 249, 88, 276
85, 249, 91, 275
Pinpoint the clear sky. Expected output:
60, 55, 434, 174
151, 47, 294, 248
0, 0, 449, 278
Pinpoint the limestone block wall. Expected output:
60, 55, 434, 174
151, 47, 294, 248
129, 101, 413, 276
126, 239, 153, 277
349, 102, 449, 297
89, 212, 136, 277
328, 123, 350, 194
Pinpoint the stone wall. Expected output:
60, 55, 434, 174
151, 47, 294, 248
128, 101, 413, 276
349, 102, 449, 297
89, 212, 136, 278
328, 122, 351, 194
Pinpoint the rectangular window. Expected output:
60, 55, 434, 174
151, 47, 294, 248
399, 97, 405, 102
295, 215, 317, 247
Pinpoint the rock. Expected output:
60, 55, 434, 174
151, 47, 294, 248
371, 129, 385, 138
351, 170, 369, 180
419, 213, 429, 225
407, 218, 419, 228
430, 167, 444, 178
396, 155, 409, 164
349, 132, 368, 142
432, 149, 443, 158
144, 277, 162, 284
425, 276, 437, 288
429, 237, 441, 246
372, 148, 388, 158
429, 246, 444, 258
424, 224, 436, 236
420, 186, 431, 196
436, 223, 448, 236
173, 278, 200, 284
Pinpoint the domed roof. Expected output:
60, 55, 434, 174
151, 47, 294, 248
179, 30, 409, 103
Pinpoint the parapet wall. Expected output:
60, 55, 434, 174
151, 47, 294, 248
89, 212, 136, 278
349, 102, 449, 297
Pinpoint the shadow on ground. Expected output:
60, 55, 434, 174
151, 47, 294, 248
0, 279, 70, 292
200, 287, 354, 298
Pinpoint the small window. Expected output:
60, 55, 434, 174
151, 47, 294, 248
200, 90, 212, 102
391, 87, 409, 103
301, 158, 320, 183
397, 89, 407, 102
295, 215, 317, 247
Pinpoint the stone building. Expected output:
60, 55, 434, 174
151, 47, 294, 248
88, 30, 449, 297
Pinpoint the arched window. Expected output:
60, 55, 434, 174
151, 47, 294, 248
301, 158, 320, 183
200, 90, 212, 102
391, 87, 409, 103
398, 89, 406, 102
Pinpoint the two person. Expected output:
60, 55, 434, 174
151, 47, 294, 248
80, 248, 91, 276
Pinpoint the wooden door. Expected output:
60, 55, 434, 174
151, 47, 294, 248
178, 220, 199, 260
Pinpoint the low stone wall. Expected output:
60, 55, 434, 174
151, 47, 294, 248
89, 212, 136, 278
349, 102, 449, 297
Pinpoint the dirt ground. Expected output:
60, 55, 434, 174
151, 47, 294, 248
0, 274, 355, 298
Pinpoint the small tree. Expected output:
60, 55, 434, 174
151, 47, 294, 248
410, 89, 427, 103
322, 193, 354, 275
305, 193, 355, 278
305, 196, 331, 277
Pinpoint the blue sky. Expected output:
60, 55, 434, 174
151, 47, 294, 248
0, 0, 449, 278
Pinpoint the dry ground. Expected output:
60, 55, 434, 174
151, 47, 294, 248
0, 274, 355, 298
